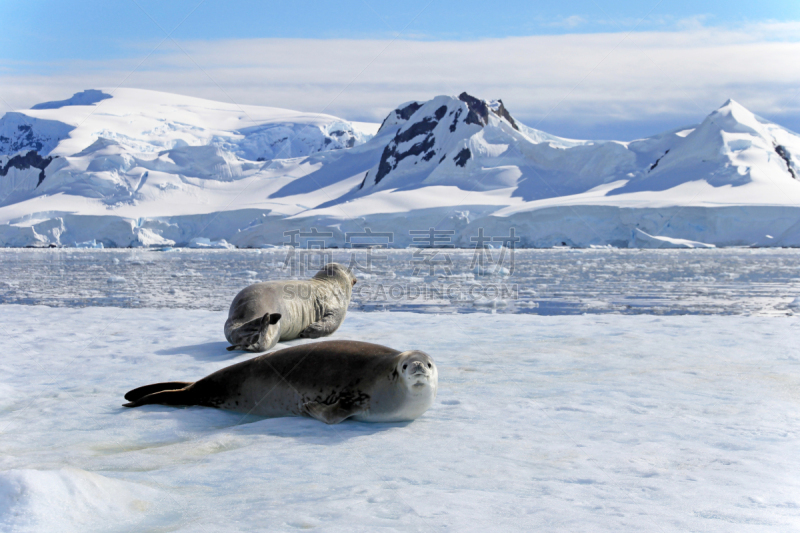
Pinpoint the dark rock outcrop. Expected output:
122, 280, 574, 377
491, 100, 519, 131
373, 106, 448, 185
449, 108, 463, 132
396, 102, 423, 121
0, 151, 55, 186
775, 144, 797, 180
453, 148, 471, 167
377, 102, 424, 133
458, 92, 519, 131
649, 150, 670, 172
459, 92, 491, 127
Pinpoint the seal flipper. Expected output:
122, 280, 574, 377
123, 386, 195, 408
302, 400, 365, 425
229, 312, 281, 350
124, 381, 193, 402
298, 308, 345, 339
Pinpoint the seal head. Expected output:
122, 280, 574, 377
313, 262, 357, 287
400, 350, 437, 391
350, 349, 438, 423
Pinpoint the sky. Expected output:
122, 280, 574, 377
1, 0, 799, 139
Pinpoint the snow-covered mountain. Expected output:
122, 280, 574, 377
1, 88, 799, 248
0, 88, 376, 206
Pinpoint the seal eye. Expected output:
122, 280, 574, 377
427, 363, 432, 368
403, 364, 407, 370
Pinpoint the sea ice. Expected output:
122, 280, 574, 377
2, 248, 800, 316
1, 306, 798, 532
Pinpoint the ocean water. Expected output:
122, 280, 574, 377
1, 247, 799, 315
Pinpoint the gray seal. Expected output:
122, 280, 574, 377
122, 340, 438, 424
224, 263, 356, 352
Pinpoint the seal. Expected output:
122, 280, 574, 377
224, 263, 356, 352
122, 340, 438, 424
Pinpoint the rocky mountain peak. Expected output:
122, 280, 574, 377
362, 93, 521, 190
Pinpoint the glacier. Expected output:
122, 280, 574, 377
0, 88, 799, 248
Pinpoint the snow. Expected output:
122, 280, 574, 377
0, 468, 171, 532
19, 88, 377, 159
0, 113, 74, 156
1, 91, 800, 248
1, 305, 799, 532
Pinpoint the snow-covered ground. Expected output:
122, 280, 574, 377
1, 306, 798, 532
1, 90, 799, 248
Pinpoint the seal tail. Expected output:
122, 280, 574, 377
124, 381, 193, 402
226, 312, 281, 351
122, 385, 197, 408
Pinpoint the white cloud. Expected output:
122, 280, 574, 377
548, 15, 587, 29
1, 23, 799, 138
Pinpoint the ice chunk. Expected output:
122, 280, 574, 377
72, 239, 104, 249
0, 468, 167, 533
473, 264, 511, 276
633, 229, 715, 249
187, 237, 235, 249
132, 228, 175, 248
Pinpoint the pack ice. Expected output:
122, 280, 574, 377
1, 89, 799, 248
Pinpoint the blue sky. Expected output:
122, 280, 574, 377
2, 1, 799, 139
6, 0, 799, 60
